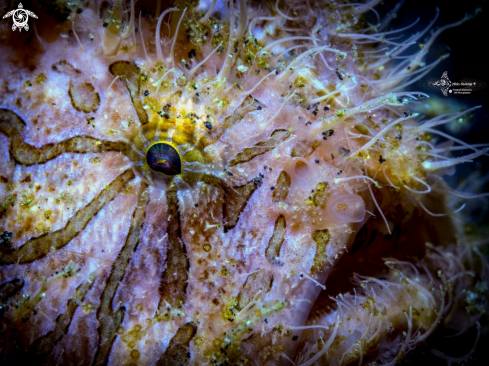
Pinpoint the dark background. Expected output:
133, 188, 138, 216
376, 2, 488, 364
382, 0, 489, 188
378, 0, 488, 105
357, 0, 489, 229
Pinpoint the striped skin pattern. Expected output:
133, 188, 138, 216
0, 1, 487, 365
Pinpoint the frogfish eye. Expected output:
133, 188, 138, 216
146, 142, 182, 176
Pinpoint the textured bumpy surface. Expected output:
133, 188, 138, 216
0, 1, 488, 365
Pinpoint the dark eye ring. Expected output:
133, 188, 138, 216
146, 142, 182, 176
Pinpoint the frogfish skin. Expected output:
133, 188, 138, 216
0, 0, 487, 365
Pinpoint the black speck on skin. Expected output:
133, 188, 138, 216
253, 173, 264, 185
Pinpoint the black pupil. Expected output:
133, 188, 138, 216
146, 143, 182, 176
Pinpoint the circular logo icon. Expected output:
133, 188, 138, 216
2, 3, 38, 32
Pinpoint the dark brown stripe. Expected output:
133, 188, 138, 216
265, 215, 286, 264
0, 109, 128, 166
51, 60, 82, 77
51, 61, 100, 113
272, 170, 291, 202
200, 174, 260, 233
29, 277, 95, 359
159, 188, 188, 309
0, 278, 24, 303
109, 61, 149, 125
291, 140, 320, 158
68, 80, 100, 113
223, 180, 260, 232
0, 169, 135, 265
201, 96, 261, 147
156, 322, 197, 366
240, 330, 278, 363
237, 270, 273, 310
92, 182, 149, 366
229, 129, 290, 166
311, 229, 330, 275
200, 174, 225, 189
312, 181, 330, 208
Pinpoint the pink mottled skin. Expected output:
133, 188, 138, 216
0, 1, 487, 365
